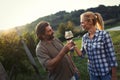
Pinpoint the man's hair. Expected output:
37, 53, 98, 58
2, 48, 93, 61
35, 21, 50, 40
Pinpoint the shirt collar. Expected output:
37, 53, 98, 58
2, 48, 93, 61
94, 29, 100, 37
40, 38, 56, 45
86, 29, 100, 38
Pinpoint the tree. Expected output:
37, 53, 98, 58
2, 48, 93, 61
66, 21, 75, 32
22, 32, 36, 56
0, 30, 33, 80
58, 23, 66, 36
0, 62, 9, 80
17, 29, 42, 79
57, 21, 76, 41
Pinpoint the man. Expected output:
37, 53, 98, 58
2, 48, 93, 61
35, 21, 79, 80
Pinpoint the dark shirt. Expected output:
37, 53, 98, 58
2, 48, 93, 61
36, 38, 75, 80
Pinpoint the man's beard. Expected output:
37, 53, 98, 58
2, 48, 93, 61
46, 33, 54, 40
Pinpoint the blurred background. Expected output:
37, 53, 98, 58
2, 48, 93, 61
0, 0, 120, 80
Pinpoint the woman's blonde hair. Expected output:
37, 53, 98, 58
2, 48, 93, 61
80, 11, 104, 30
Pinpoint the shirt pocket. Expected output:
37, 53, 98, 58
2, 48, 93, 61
93, 41, 104, 49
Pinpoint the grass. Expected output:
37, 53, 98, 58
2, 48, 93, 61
67, 30, 120, 80
14, 30, 120, 80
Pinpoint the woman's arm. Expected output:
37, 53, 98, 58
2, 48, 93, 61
74, 46, 82, 56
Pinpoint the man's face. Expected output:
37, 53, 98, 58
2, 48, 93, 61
44, 25, 54, 40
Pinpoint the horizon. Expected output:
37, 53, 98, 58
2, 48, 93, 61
0, 0, 120, 30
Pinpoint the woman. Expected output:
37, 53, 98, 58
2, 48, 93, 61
74, 11, 118, 80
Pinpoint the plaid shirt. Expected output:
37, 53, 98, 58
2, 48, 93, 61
81, 29, 118, 76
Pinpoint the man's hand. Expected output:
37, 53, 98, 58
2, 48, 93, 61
65, 40, 75, 50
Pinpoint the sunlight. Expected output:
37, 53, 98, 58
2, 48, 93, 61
0, 0, 119, 31
0, 27, 13, 30
0, 28, 17, 38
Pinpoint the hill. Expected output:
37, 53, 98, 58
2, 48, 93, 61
17, 4, 120, 32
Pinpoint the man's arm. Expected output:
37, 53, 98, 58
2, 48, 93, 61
46, 42, 73, 71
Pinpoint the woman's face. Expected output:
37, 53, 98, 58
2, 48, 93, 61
80, 16, 91, 31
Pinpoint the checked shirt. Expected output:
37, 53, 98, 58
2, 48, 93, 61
81, 29, 118, 76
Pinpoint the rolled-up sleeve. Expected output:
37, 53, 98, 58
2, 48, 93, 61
81, 37, 86, 58
104, 32, 118, 67
36, 44, 50, 70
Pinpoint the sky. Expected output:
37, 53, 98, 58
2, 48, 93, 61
0, 0, 120, 30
